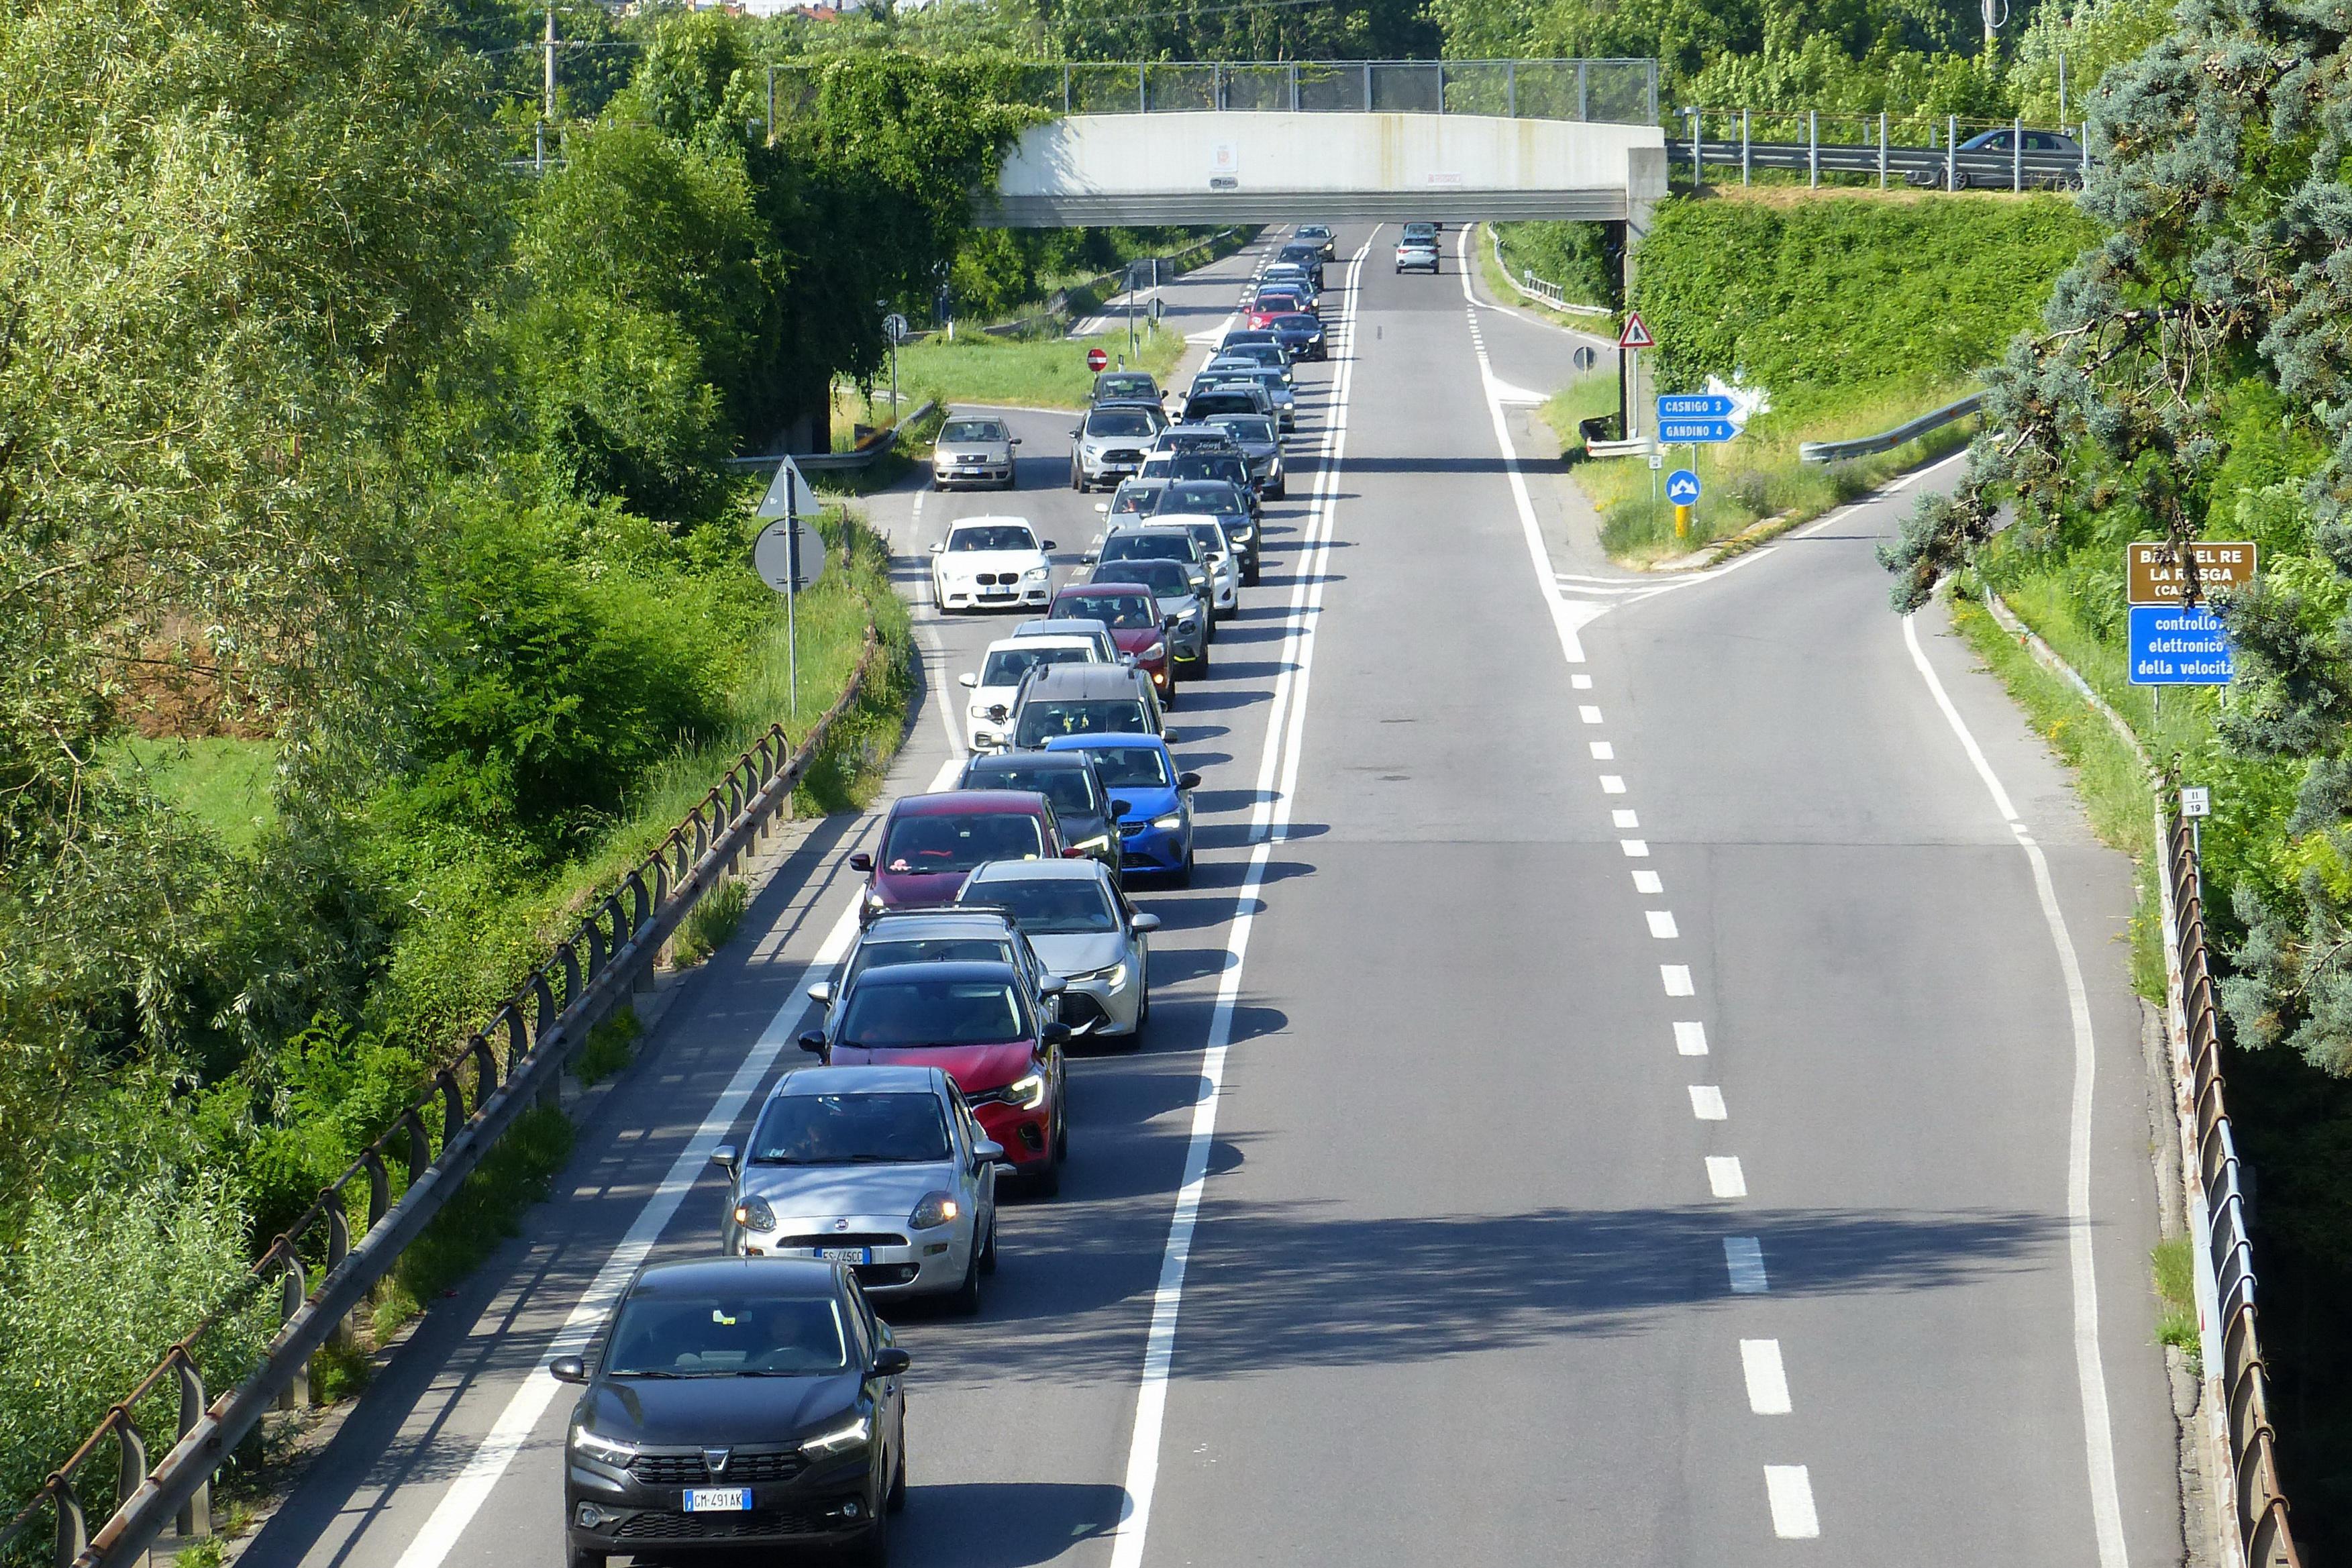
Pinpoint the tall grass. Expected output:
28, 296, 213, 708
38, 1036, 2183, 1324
896, 323, 1186, 411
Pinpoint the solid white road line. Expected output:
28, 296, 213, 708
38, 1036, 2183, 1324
1674, 1021, 1708, 1055
1765, 1465, 1821, 1538
1741, 1339, 1793, 1414
1688, 1086, 1727, 1120
391, 899, 863, 1568
1600, 774, 1627, 794
1647, 910, 1678, 939
1724, 1237, 1768, 1293
1633, 870, 1664, 895
1105, 231, 1372, 1568
1660, 964, 1694, 996
1900, 611, 2131, 1568
1706, 1156, 1747, 1198
1590, 741, 1615, 760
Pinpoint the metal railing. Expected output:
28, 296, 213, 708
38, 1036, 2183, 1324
1668, 109, 2092, 192
2165, 813, 2304, 1568
768, 58, 1659, 128
1798, 393, 1983, 463
1488, 225, 1615, 319
0, 627, 884, 1568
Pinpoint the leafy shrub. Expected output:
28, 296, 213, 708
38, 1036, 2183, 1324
386, 1104, 575, 1319
577, 1008, 643, 1086
674, 880, 748, 969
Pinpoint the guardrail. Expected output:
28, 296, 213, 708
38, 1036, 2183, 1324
1798, 393, 1982, 463
1975, 589, 2301, 1568
0, 626, 884, 1568
1666, 109, 2091, 192
1488, 225, 1615, 319
2164, 813, 2304, 1568
724, 403, 938, 476
768, 58, 1659, 127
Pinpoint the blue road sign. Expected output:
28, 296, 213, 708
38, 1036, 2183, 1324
1658, 419, 1740, 443
1666, 468, 1702, 506
1657, 394, 1738, 420
2128, 604, 2233, 685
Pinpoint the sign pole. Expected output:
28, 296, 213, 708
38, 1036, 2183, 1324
786, 475, 800, 719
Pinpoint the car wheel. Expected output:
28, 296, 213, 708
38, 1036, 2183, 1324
1186, 647, 1209, 677
978, 1212, 999, 1275
1029, 1149, 1062, 1198
566, 1550, 607, 1568
1070, 464, 1082, 490
1270, 481, 1286, 500
1951, 170, 1971, 191
1054, 1097, 1070, 1163
949, 1241, 982, 1315
1176, 847, 1194, 888
887, 1439, 909, 1514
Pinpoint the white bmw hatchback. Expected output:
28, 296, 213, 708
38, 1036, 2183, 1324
959, 634, 1103, 751
929, 517, 1055, 613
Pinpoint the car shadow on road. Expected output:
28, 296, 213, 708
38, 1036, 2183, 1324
895, 1481, 1127, 1566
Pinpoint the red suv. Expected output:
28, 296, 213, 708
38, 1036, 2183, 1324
852, 790, 1072, 922
802, 960, 1070, 1191
1049, 584, 1173, 698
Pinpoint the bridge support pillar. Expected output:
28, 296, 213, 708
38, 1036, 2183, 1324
1621, 145, 1668, 441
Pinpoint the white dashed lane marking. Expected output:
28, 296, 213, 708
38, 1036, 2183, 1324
1725, 1237, 1768, 1292
1688, 1086, 1727, 1120
1707, 1157, 1748, 1198
1766, 1467, 1821, 1538
1647, 910, 1678, 938
1600, 774, 1627, 794
1741, 1340, 1792, 1414
1660, 964, 1694, 996
1633, 870, 1663, 894
1620, 839, 1649, 857
1590, 741, 1615, 760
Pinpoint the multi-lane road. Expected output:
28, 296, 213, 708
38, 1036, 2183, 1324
246, 227, 2185, 1568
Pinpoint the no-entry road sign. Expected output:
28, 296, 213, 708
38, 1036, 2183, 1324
2127, 541, 2256, 605
1086, 346, 1109, 372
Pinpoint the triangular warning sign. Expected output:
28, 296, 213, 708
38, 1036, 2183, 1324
1617, 311, 1655, 350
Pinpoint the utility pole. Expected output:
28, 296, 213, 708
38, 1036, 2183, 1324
544, 4, 558, 123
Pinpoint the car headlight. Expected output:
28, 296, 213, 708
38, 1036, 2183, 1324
1023, 566, 1050, 582
909, 1190, 961, 1230
800, 1413, 872, 1458
733, 1194, 776, 1233
570, 1425, 638, 1465
1074, 960, 1129, 988
1002, 1072, 1047, 1110
1153, 812, 1184, 829
1072, 833, 1112, 854
1141, 641, 1166, 661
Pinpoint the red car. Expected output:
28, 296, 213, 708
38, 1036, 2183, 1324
801, 959, 1070, 1190
1244, 292, 1309, 330
1050, 583, 1174, 698
851, 790, 1072, 921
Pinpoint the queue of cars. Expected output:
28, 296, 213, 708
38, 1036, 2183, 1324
557, 226, 1328, 1568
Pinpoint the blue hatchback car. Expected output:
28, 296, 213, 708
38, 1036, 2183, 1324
1043, 734, 1200, 883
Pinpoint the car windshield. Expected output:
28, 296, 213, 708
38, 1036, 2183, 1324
604, 1292, 848, 1377
1186, 395, 1256, 417
1109, 488, 1162, 514
749, 1092, 952, 1165
1104, 560, 1191, 598
948, 525, 1036, 552
1055, 591, 1156, 629
939, 420, 1007, 443
1170, 454, 1247, 484
976, 877, 1119, 934
1270, 314, 1318, 331
1103, 533, 1193, 564
972, 763, 1098, 819
1015, 699, 1152, 745
980, 645, 1089, 686
837, 975, 1028, 1047
1209, 416, 1276, 445
1086, 409, 1155, 437
1076, 745, 1174, 790
1096, 374, 1155, 399
1166, 484, 1238, 512
880, 811, 1046, 873
846, 936, 1013, 986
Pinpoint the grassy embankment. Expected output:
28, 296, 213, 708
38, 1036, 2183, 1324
1541, 190, 2096, 564
894, 321, 1188, 411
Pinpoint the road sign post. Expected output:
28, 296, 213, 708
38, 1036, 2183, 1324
1618, 313, 1655, 440
1666, 468, 1700, 540
755, 456, 828, 719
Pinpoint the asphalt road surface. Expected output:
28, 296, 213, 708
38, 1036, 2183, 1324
246, 227, 2185, 1568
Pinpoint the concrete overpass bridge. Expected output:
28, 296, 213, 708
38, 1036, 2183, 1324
966, 59, 1667, 232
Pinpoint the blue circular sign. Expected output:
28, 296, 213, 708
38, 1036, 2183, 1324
1666, 468, 1702, 505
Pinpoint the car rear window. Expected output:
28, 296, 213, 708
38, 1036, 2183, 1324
881, 811, 1045, 872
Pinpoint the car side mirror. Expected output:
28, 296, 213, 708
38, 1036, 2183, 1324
1041, 1021, 1072, 1044
1109, 798, 1132, 818
550, 1355, 589, 1385
1178, 771, 1202, 790
1011, 437, 1023, 446
1081, 551, 1098, 564
958, 672, 978, 688
1162, 730, 1179, 744
1132, 912, 1161, 933
1062, 846, 1087, 859
1093, 503, 1109, 514
850, 851, 873, 872
1041, 540, 1056, 551
1038, 976, 1067, 996
927, 541, 943, 554
807, 981, 834, 1008
987, 704, 1009, 722
1120, 653, 1136, 666
711, 1143, 738, 1172
1069, 427, 1081, 437
872, 1347, 912, 1378
797, 1029, 827, 1055
973, 1138, 1006, 1167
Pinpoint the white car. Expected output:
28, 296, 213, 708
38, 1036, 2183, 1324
1143, 516, 1239, 615
959, 634, 1104, 751
929, 517, 1056, 613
